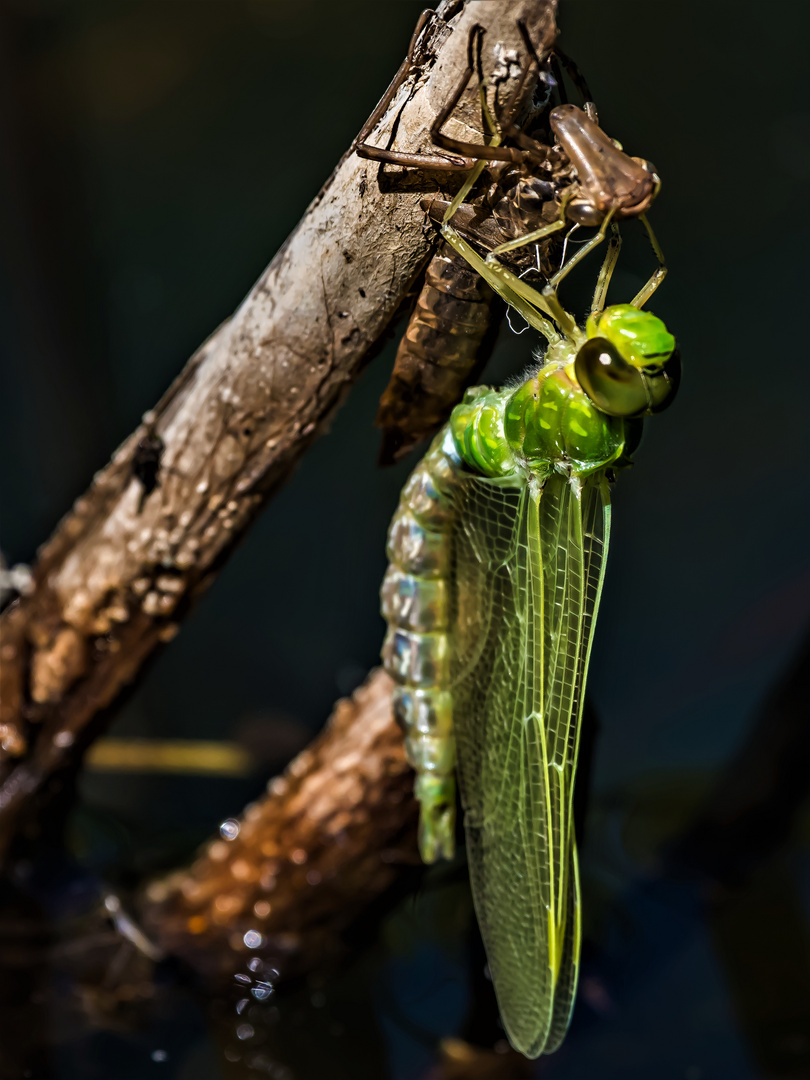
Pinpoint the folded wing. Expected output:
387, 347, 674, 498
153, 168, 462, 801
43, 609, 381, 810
450, 469, 610, 1057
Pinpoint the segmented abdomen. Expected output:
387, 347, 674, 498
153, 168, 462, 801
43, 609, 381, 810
376, 244, 498, 464
380, 429, 463, 861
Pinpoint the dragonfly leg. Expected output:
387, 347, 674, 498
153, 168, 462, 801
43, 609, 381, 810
517, 205, 616, 334
437, 27, 509, 232
550, 44, 595, 105
493, 21, 557, 166
547, 207, 615, 293
482, 183, 574, 265
486, 211, 568, 260
354, 9, 473, 172
441, 222, 563, 343
438, 180, 574, 343
590, 221, 622, 314
630, 213, 667, 308
428, 25, 531, 166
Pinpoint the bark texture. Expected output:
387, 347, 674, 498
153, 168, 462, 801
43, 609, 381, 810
139, 669, 419, 981
0, 0, 557, 861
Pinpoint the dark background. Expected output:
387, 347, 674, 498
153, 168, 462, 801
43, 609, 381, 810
1, 1, 810, 1078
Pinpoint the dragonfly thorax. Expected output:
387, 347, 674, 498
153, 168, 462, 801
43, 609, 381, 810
504, 366, 626, 476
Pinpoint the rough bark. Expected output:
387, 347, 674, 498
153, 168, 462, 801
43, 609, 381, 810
139, 669, 419, 981
0, 0, 558, 860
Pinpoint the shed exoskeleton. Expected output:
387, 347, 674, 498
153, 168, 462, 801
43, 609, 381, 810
356, 13, 667, 462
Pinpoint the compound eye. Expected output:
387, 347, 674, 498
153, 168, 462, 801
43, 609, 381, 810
645, 349, 681, 413
575, 337, 648, 417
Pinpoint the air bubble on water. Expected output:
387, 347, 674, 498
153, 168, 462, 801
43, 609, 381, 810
247, 956, 262, 972
234, 973, 251, 986
252, 984, 273, 1001
150, 1050, 168, 1063
220, 818, 240, 841
236, 1023, 255, 1041
236, 998, 249, 1015
244, 929, 264, 949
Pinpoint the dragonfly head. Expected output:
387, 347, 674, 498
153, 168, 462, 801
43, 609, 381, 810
574, 304, 680, 418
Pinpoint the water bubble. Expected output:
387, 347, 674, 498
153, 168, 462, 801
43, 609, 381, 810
236, 1023, 255, 1041
236, 998, 249, 1015
220, 818, 240, 841
151, 1050, 168, 1063
244, 929, 264, 949
234, 973, 251, 986
252, 984, 273, 1001
247, 957, 262, 972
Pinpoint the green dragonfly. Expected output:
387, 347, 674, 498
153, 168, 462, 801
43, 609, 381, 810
381, 126, 679, 1055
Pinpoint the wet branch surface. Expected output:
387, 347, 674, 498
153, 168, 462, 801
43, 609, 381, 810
139, 669, 419, 981
0, 0, 557, 862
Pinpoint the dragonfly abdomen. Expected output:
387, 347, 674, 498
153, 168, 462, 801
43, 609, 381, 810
381, 430, 463, 862
376, 246, 499, 465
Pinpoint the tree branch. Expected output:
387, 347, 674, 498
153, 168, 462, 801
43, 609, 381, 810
0, 0, 558, 859
138, 669, 418, 980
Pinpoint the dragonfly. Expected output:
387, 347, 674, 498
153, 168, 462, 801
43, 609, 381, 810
380, 93, 680, 1054
356, 16, 666, 463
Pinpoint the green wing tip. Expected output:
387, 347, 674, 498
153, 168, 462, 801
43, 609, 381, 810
503, 1017, 554, 1060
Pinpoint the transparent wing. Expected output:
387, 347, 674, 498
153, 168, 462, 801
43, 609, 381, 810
450, 470, 610, 1058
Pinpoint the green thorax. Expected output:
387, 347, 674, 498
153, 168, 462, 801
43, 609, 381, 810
449, 352, 626, 481
448, 303, 679, 480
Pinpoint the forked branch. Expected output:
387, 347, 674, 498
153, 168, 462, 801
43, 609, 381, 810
0, 1, 558, 861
